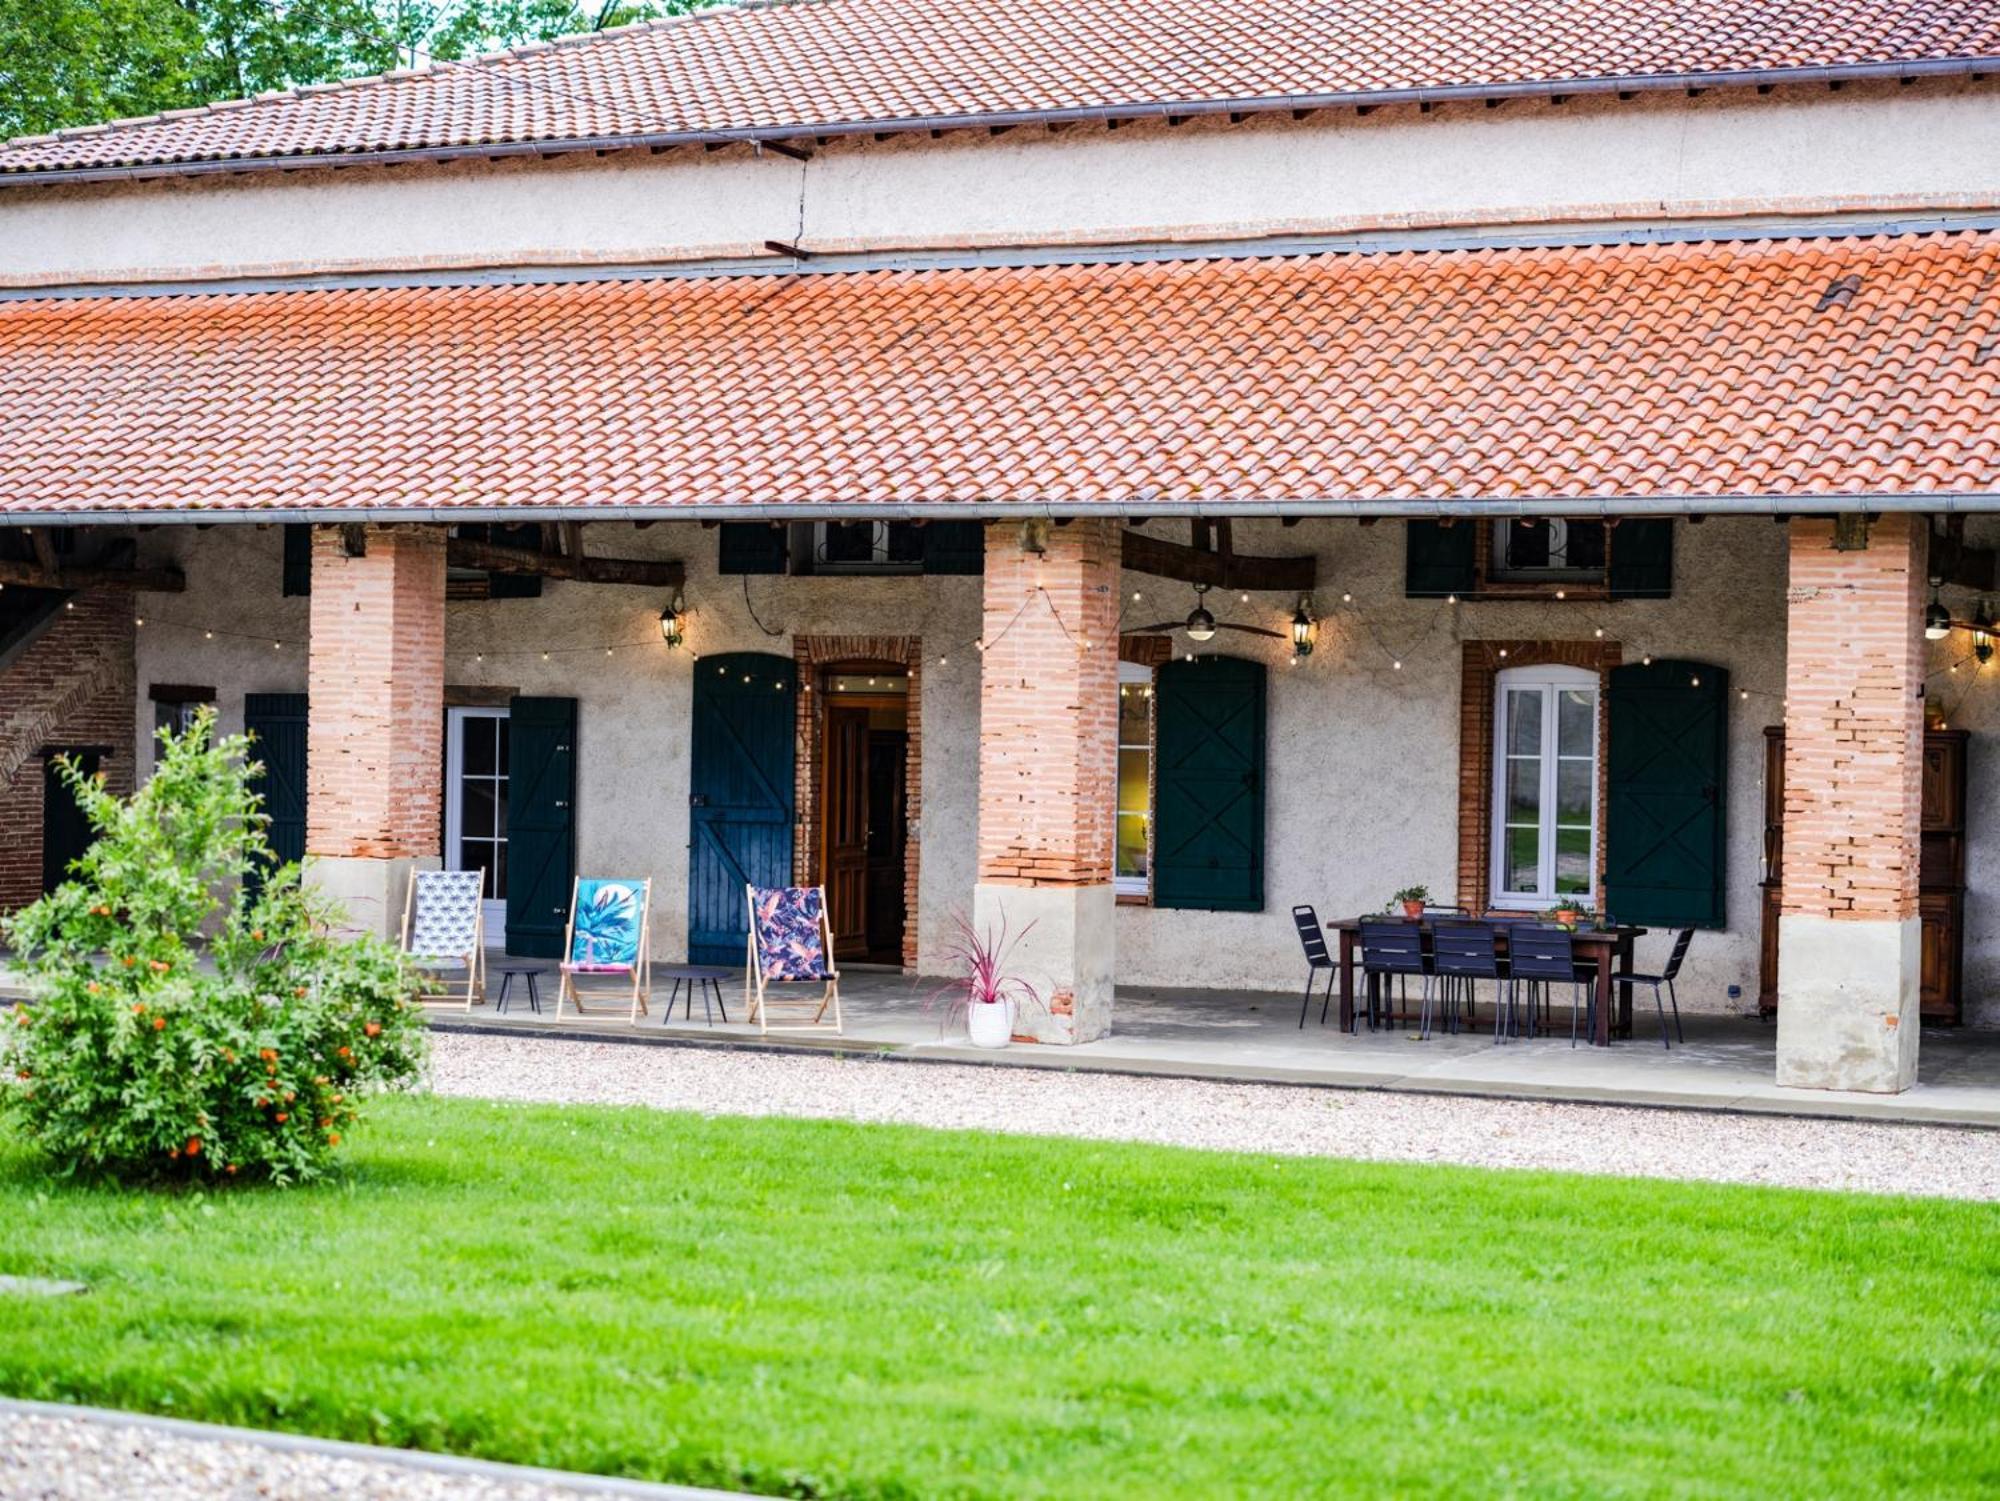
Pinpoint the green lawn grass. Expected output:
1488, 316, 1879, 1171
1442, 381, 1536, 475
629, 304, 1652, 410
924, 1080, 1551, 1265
1, 1093, 1995, 1499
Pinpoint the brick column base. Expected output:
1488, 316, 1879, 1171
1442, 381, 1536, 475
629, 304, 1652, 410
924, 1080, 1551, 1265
304, 526, 446, 940
975, 518, 1120, 1044
1775, 516, 1924, 1094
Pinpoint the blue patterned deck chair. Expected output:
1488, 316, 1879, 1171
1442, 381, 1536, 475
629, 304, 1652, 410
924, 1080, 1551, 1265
745, 884, 842, 1036
399, 868, 486, 1010
555, 876, 653, 1023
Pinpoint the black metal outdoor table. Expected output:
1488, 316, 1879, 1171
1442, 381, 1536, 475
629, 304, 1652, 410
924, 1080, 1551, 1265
657, 963, 733, 1026
1326, 916, 1646, 1046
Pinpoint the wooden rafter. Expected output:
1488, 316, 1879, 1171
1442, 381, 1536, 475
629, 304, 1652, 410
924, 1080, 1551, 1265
1120, 520, 1316, 592
446, 535, 684, 589
0, 536, 183, 593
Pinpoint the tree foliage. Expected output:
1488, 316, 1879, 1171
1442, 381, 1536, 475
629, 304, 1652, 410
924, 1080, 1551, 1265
1, 710, 428, 1184
0, 0, 694, 140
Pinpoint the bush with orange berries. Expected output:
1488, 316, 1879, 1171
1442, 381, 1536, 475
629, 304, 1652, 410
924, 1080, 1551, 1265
1, 710, 427, 1184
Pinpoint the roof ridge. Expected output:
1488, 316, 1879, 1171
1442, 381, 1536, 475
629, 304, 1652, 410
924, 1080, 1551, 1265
0, 0, 805, 154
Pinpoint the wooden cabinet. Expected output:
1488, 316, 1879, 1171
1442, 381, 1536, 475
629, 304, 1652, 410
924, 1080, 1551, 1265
1759, 727, 1967, 1025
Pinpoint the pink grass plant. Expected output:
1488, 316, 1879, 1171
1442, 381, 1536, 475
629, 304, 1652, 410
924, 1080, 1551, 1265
926, 909, 1044, 1033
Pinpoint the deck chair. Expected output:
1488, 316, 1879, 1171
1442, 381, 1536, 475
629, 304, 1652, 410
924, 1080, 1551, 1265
554, 876, 652, 1023
744, 884, 842, 1036
399, 868, 486, 1010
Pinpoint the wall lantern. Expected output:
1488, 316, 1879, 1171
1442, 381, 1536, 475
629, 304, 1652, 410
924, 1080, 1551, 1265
659, 594, 687, 649
1924, 577, 1952, 641
1976, 601, 1995, 666
1290, 596, 1317, 658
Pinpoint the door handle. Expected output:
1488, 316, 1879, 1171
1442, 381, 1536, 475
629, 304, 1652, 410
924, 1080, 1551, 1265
690, 794, 710, 807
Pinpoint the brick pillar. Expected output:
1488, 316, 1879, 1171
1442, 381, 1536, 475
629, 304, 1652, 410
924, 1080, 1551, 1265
973, 518, 1121, 1043
1775, 515, 1925, 1093
303, 525, 446, 939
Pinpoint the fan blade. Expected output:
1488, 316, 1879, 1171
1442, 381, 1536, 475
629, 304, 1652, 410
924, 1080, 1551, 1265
1128, 622, 1185, 634
1216, 623, 1286, 639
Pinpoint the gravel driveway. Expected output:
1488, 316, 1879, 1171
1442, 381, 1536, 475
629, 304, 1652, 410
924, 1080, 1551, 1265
428, 1033, 2000, 1201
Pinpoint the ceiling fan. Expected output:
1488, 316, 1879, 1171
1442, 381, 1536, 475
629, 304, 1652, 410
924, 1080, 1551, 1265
1130, 582, 1284, 642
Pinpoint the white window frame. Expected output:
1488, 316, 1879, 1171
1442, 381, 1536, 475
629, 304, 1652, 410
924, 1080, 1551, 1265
1490, 664, 1600, 908
1115, 660, 1153, 898
443, 706, 509, 947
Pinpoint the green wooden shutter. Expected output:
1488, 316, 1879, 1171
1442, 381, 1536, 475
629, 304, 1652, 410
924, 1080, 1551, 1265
1608, 519, 1675, 599
243, 693, 308, 898
718, 522, 788, 575
507, 697, 577, 958
1153, 655, 1265, 912
1605, 660, 1726, 928
921, 520, 986, 575
1405, 521, 1477, 598
281, 525, 312, 596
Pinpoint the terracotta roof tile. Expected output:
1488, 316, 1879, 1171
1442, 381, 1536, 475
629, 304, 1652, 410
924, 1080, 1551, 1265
3, 0, 1999, 176
2, 231, 1998, 516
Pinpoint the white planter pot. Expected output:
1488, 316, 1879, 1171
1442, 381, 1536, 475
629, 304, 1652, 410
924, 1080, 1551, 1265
966, 998, 1015, 1049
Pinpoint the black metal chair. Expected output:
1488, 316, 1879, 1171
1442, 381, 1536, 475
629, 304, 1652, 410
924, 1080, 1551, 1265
1503, 926, 1593, 1045
1427, 923, 1499, 1040
1357, 920, 1425, 1035
1619, 927, 1693, 1048
1291, 905, 1337, 1029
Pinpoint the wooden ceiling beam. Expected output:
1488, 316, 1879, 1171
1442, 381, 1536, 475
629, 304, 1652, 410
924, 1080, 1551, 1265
1120, 526, 1315, 592
447, 536, 683, 589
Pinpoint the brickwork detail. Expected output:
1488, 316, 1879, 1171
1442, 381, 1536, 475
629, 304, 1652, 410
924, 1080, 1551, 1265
305, 526, 446, 859
1456, 639, 1621, 916
0, 593, 136, 912
977, 520, 1121, 886
1780, 516, 1925, 923
792, 634, 924, 972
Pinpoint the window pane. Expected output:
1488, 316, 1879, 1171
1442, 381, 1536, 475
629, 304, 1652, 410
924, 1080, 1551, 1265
1115, 813, 1148, 879
1555, 759, 1592, 823
1506, 521, 1552, 571
459, 837, 491, 882
463, 717, 496, 776
1558, 690, 1594, 757
821, 521, 875, 564
1117, 749, 1150, 816
493, 777, 509, 839
1554, 827, 1591, 894
497, 723, 510, 777
1118, 684, 1150, 744
492, 841, 508, 902
885, 521, 925, 564
1563, 521, 1607, 570
1506, 689, 1543, 755
1506, 759, 1541, 824
1503, 825, 1539, 893
463, 779, 494, 838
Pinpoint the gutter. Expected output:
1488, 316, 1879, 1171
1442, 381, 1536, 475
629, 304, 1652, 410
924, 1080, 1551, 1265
9, 495, 2000, 528
3, 55, 1996, 189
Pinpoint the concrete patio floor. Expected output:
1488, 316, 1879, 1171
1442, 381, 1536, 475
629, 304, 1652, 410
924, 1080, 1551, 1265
429, 964, 2000, 1128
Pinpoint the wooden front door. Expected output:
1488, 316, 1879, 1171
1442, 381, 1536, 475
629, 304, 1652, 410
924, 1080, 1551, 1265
689, 653, 797, 965
823, 704, 871, 958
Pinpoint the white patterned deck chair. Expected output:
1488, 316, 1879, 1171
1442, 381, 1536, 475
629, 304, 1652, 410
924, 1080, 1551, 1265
399, 868, 486, 1010
745, 884, 842, 1036
555, 876, 653, 1023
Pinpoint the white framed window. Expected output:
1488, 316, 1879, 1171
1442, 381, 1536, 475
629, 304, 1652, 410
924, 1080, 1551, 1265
1115, 661, 1153, 897
151, 699, 210, 771
444, 707, 509, 945
1491, 665, 1599, 907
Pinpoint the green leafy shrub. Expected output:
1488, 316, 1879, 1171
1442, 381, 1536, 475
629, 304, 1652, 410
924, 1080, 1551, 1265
2, 709, 427, 1183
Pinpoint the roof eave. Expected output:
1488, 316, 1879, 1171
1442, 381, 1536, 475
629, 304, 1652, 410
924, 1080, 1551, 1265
2, 54, 1995, 189
7, 495, 2000, 527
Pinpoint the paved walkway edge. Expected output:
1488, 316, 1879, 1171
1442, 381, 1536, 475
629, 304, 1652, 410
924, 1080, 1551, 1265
425, 1017, 2000, 1130
0, 1397, 751, 1500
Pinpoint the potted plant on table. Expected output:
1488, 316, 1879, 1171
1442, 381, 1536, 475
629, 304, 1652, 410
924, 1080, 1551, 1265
931, 911, 1044, 1049
1391, 885, 1430, 920
1543, 899, 1594, 930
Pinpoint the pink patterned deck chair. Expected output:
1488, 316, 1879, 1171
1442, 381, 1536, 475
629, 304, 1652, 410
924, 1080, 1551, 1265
745, 884, 842, 1036
555, 876, 653, 1023
399, 868, 486, 1010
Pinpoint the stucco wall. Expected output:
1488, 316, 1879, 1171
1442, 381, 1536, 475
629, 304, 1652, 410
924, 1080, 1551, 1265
8, 79, 2000, 288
